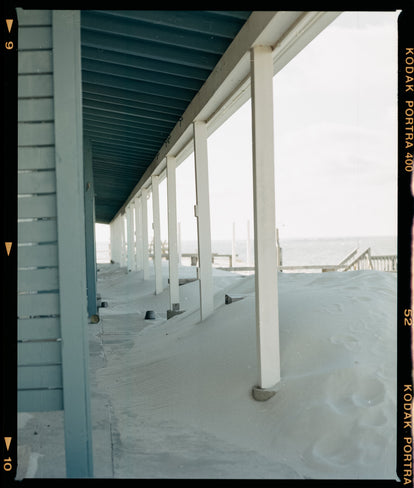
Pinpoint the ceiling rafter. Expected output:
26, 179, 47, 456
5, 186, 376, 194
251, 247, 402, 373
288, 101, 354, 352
81, 10, 252, 223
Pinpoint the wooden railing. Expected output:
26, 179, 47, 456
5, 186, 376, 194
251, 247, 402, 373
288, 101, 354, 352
370, 254, 398, 272
218, 247, 397, 273
182, 253, 234, 267
150, 244, 397, 274
343, 248, 373, 271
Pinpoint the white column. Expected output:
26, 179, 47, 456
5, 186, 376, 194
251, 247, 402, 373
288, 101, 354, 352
151, 175, 163, 294
118, 214, 125, 266
141, 187, 150, 280
232, 222, 236, 268
177, 222, 182, 265
246, 220, 252, 266
118, 218, 122, 264
193, 120, 214, 321
251, 45, 280, 393
166, 156, 180, 311
126, 204, 134, 272
134, 196, 143, 271
109, 221, 116, 263
120, 214, 126, 267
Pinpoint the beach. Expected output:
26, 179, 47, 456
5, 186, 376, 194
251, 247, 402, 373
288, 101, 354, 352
16, 260, 397, 480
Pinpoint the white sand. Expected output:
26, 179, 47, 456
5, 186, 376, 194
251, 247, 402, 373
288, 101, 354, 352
88, 262, 397, 480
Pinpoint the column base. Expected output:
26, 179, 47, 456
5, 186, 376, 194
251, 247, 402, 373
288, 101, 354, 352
167, 308, 185, 320
252, 384, 280, 401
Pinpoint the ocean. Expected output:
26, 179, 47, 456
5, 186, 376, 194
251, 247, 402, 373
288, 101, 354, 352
97, 235, 397, 268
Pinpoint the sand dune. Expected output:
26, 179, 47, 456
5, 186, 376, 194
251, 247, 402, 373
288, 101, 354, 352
90, 263, 397, 479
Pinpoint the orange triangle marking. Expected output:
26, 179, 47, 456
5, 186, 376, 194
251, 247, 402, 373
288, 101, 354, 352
5, 242, 12, 256
6, 19, 13, 33
4, 437, 12, 451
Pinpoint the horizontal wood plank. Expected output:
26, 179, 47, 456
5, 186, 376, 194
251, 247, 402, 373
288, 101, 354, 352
18, 292, 60, 317
18, 122, 55, 146
18, 194, 57, 218
19, 26, 53, 50
18, 389, 63, 412
18, 364, 63, 389
18, 51, 53, 75
18, 340, 62, 366
18, 74, 53, 98
17, 9, 52, 26
18, 219, 57, 243
18, 146, 55, 170
18, 317, 61, 341
18, 171, 56, 194
18, 268, 59, 292
18, 97, 54, 122
18, 244, 58, 268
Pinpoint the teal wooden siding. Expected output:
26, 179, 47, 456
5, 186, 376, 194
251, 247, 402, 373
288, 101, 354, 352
17, 8, 63, 412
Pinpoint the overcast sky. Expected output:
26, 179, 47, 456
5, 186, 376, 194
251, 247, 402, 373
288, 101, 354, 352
97, 10, 398, 243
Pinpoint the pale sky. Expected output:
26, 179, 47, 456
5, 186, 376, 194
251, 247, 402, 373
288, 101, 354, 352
97, 10, 398, 244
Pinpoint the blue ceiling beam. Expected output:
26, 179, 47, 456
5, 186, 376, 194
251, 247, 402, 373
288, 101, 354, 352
87, 137, 157, 154
92, 157, 148, 169
82, 70, 196, 102
84, 119, 169, 144
82, 11, 231, 55
82, 82, 188, 112
81, 29, 220, 71
92, 156, 148, 168
84, 129, 162, 151
93, 168, 142, 179
82, 95, 180, 120
81, 46, 210, 81
82, 58, 204, 92
83, 107, 174, 131
205, 11, 252, 20
82, 99, 179, 124
83, 112, 171, 135
84, 120, 166, 144
101, 10, 250, 38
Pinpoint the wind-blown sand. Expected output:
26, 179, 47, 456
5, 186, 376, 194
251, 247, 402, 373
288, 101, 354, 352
87, 262, 397, 480
16, 261, 397, 479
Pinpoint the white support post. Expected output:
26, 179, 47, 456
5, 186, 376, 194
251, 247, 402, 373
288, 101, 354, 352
116, 217, 122, 264
141, 187, 150, 280
232, 222, 236, 268
110, 221, 116, 263
166, 156, 180, 312
193, 120, 214, 321
151, 176, 163, 294
177, 222, 182, 265
250, 45, 281, 398
120, 214, 126, 267
134, 196, 143, 271
126, 204, 134, 272
276, 227, 282, 269
246, 220, 252, 266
